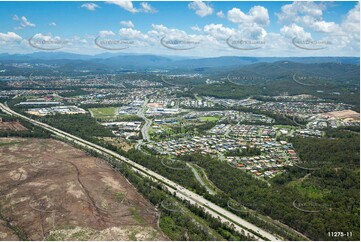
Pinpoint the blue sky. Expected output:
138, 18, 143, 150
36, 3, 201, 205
0, 1, 359, 57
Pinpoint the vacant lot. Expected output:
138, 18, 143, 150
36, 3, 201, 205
0, 121, 27, 131
0, 138, 167, 241
321, 109, 360, 121
89, 107, 118, 120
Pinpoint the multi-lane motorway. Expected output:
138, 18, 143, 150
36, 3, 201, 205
0, 102, 280, 241
137, 98, 152, 141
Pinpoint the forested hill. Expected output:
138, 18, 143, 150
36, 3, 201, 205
213, 61, 360, 85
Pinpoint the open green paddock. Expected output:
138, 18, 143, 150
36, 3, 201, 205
89, 107, 119, 119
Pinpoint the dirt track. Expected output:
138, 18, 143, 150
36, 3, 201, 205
0, 138, 167, 240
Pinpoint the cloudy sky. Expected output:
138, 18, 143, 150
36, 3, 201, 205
0, 1, 359, 57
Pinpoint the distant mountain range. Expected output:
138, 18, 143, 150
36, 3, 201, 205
0, 52, 359, 71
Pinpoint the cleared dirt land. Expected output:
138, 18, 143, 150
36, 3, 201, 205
320, 109, 360, 121
0, 121, 27, 131
0, 138, 167, 241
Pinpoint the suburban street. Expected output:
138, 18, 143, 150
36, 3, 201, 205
0, 102, 281, 241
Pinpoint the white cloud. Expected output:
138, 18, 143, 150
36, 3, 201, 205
188, 1, 213, 17
310, 20, 339, 33
4, 3, 359, 57
81, 3, 100, 11
227, 6, 270, 27
276, 2, 339, 33
240, 25, 267, 40
280, 23, 312, 40
276, 1, 359, 54
31, 33, 60, 41
99, 30, 115, 37
13, 15, 35, 29
0, 32, 26, 53
217, 11, 225, 18
120, 28, 149, 40
106, 1, 138, 13
338, 2, 360, 51
48, 22, 57, 27
147, 24, 224, 53
276, 2, 324, 23
341, 2, 360, 37
191, 25, 202, 32
148, 24, 191, 41
106, 1, 156, 14
28, 33, 65, 47
203, 24, 236, 39
20, 16, 35, 27
0, 32, 22, 42
80, 39, 88, 44
140, 2, 157, 13
120, 20, 135, 28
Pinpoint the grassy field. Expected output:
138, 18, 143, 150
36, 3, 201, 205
199, 116, 220, 122
89, 107, 118, 119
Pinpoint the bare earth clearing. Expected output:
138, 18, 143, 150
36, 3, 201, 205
320, 109, 360, 121
0, 121, 27, 131
0, 138, 167, 241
